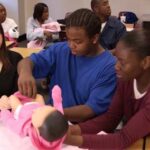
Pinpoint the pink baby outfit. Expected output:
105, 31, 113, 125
27, 22, 61, 49
0, 85, 65, 150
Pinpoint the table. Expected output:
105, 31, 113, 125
5, 41, 15, 48
124, 23, 134, 32
0, 122, 85, 150
0, 121, 147, 150
127, 138, 144, 150
10, 47, 41, 57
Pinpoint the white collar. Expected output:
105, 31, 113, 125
133, 79, 147, 99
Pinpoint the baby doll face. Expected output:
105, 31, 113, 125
31, 106, 56, 131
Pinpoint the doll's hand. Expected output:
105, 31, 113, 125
9, 95, 22, 112
0, 95, 11, 110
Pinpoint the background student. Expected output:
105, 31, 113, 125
0, 3, 19, 45
26, 2, 58, 48
91, 0, 126, 51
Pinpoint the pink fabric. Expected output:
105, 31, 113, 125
27, 39, 46, 49
27, 22, 61, 49
5, 32, 18, 47
0, 85, 65, 150
42, 22, 61, 33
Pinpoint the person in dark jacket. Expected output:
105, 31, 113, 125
91, 0, 126, 51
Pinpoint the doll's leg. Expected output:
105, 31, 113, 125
9, 95, 22, 112
52, 85, 63, 114
34, 94, 45, 105
0, 95, 11, 110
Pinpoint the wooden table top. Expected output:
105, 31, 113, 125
10, 47, 41, 57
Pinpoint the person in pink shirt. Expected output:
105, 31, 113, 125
0, 85, 68, 150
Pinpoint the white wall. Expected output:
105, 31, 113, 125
2, 0, 150, 35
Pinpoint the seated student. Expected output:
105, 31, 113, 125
27, 3, 59, 49
0, 3, 19, 46
64, 30, 150, 149
0, 85, 68, 150
17, 8, 117, 123
0, 24, 22, 97
91, 0, 126, 51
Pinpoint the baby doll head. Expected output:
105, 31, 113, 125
32, 105, 68, 142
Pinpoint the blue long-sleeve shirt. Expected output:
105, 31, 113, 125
30, 42, 117, 115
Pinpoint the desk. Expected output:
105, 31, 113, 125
0, 122, 85, 150
127, 138, 144, 150
124, 23, 134, 32
10, 47, 41, 57
5, 41, 15, 48
146, 136, 150, 149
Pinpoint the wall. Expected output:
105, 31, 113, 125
36, 0, 91, 20
2, 0, 150, 35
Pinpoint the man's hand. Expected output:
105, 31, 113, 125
18, 72, 37, 98
17, 58, 37, 98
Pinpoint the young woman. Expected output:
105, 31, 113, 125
26, 2, 56, 48
65, 30, 150, 149
0, 24, 22, 96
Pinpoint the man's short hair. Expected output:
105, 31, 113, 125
65, 8, 101, 38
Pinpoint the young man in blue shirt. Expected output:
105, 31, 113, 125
18, 8, 117, 123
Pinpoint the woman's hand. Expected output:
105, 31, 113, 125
64, 125, 83, 146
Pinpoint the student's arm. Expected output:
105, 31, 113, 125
18, 46, 57, 98
77, 104, 150, 149
64, 105, 95, 122
65, 83, 150, 149
26, 18, 45, 41
17, 57, 37, 98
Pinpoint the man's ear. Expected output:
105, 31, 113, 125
92, 34, 99, 44
142, 56, 150, 70
93, 4, 99, 13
